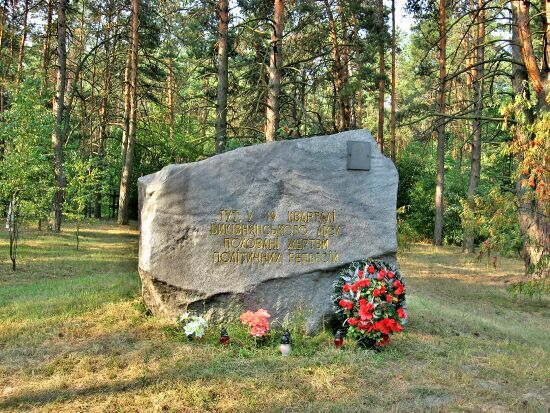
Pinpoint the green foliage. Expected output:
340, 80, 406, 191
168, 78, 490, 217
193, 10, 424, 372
461, 189, 522, 257
65, 153, 102, 219
0, 81, 54, 222
396, 145, 467, 245
507, 278, 550, 300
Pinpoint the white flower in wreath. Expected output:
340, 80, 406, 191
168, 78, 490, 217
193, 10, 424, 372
183, 316, 208, 337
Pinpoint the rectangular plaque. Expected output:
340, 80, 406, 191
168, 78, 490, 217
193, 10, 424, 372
347, 141, 371, 171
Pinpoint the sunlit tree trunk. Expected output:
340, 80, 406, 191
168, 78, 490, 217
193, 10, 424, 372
511, 1, 549, 276
513, 0, 548, 109
52, 0, 68, 232
95, 3, 114, 218
338, 0, 351, 129
167, 54, 175, 142
390, 0, 396, 162
118, 0, 139, 225
0, 0, 7, 54
265, 0, 285, 142
15, 0, 29, 83
434, 0, 447, 246
463, 0, 485, 253
40, 0, 54, 95
215, 0, 229, 152
377, 0, 385, 152
120, 48, 131, 165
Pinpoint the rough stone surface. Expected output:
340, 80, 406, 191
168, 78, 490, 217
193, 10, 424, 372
138, 130, 398, 332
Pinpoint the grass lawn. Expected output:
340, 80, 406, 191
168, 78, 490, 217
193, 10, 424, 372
0, 222, 548, 412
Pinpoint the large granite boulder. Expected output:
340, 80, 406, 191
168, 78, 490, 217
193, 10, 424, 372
138, 129, 398, 332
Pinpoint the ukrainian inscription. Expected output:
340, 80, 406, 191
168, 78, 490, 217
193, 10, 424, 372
211, 209, 341, 265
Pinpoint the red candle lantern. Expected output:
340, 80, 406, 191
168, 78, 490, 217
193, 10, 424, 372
334, 330, 344, 349
220, 327, 230, 345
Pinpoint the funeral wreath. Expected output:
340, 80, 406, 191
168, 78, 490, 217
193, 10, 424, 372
333, 259, 407, 349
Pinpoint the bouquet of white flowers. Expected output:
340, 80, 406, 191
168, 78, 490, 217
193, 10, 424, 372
178, 312, 208, 338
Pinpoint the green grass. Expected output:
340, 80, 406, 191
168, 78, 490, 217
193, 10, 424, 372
0, 222, 548, 412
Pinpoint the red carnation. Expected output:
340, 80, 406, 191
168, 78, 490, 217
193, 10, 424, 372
395, 286, 404, 295
358, 305, 373, 321
360, 279, 371, 288
388, 271, 394, 279
377, 273, 385, 280
397, 308, 407, 319
358, 270, 364, 279
365, 302, 374, 311
348, 317, 359, 326
339, 299, 353, 310
374, 320, 390, 335
373, 289, 380, 297
379, 269, 386, 277
386, 294, 393, 303
351, 283, 358, 293
393, 280, 401, 288
379, 286, 387, 294
368, 265, 375, 274
359, 298, 367, 307
342, 284, 351, 292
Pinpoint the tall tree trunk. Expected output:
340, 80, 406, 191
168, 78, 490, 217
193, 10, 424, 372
167, 54, 175, 142
120, 48, 131, 165
338, 0, 351, 129
95, 4, 114, 218
15, 0, 29, 83
118, 0, 139, 225
513, 0, 548, 109
511, 1, 549, 276
265, 0, 285, 142
390, 0, 396, 162
324, 0, 346, 131
215, 0, 229, 152
433, 0, 447, 246
377, 0, 385, 152
0, 0, 7, 54
52, 0, 68, 232
543, 0, 549, 75
40, 0, 54, 95
463, 0, 485, 253
351, 15, 363, 130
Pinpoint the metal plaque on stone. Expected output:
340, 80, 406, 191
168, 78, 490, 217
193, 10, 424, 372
346, 141, 371, 171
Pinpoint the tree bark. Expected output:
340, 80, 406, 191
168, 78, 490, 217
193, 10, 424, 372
118, 0, 139, 225
433, 0, 447, 246
377, 0, 385, 152
338, 0, 351, 129
95, 3, 114, 218
167, 54, 175, 142
52, 0, 68, 232
0, 0, 6, 55
265, 0, 285, 142
215, 0, 229, 152
463, 0, 485, 253
40, 0, 54, 95
511, 3, 549, 276
324, 0, 348, 132
513, 0, 547, 108
390, 0, 396, 162
120, 48, 132, 166
15, 0, 29, 83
